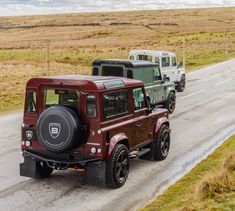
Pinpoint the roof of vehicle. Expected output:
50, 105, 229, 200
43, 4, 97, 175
26, 74, 143, 91
92, 59, 158, 68
129, 50, 176, 57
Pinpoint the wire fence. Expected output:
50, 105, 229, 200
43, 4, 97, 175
0, 31, 235, 75
0, 31, 234, 112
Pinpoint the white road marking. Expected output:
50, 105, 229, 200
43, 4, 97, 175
180, 89, 206, 100
215, 79, 232, 87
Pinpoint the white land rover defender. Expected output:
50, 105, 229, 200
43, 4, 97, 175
129, 50, 186, 92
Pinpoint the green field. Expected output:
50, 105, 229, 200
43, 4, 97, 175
0, 7, 235, 112
143, 135, 235, 211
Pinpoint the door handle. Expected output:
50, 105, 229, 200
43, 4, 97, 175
135, 123, 142, 127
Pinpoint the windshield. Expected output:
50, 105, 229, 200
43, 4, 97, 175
44, 89, 79, 112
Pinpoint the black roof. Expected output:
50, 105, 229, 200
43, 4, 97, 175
92, 59, 158, 68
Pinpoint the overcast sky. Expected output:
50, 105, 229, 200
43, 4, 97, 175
0, 0, 235, 16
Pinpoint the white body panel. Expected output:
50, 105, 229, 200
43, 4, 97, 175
129, 50, 185, 83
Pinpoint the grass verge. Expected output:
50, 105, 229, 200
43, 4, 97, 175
142, 134, 235, 211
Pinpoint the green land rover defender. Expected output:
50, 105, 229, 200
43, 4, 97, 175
92, 59, 176, 114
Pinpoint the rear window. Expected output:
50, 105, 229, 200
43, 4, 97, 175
103, 90, 128, 118
102, 66, 124, 77
44, 89, 79, 111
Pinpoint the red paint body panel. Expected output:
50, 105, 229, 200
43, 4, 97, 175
22, 74, 169, 162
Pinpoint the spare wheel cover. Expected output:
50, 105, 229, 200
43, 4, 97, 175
36, 106, 81, 153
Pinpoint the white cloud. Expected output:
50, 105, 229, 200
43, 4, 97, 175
0, 0, 235, 16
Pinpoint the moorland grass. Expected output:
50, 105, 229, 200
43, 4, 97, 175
0, 7, 235, 112
142, 135, 235, 211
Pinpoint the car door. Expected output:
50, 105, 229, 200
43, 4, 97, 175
170, 56, 178, 82
161, 56, 174, 82
152, 67, 165, 104
132, 88, 151, 146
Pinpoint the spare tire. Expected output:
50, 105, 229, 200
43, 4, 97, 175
36, 106, 81, 153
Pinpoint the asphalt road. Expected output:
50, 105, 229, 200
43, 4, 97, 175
0, 59, 235, 211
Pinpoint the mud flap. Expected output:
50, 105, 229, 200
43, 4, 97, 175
139, 143, 155, 161
86, 161, 106, 187
20, 156, 40, 178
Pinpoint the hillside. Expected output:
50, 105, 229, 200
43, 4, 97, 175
0, 7, 235, 112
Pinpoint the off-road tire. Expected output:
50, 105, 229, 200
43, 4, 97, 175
106, 144, 130, 188
163, 91, 176, 114
36, 161, 53, 178
154, 124, 170, 161
176, 77, 186, 92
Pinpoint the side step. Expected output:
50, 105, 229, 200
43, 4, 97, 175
129, 148, 151, 159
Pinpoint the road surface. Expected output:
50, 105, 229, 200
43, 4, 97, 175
0, 59, 235, 211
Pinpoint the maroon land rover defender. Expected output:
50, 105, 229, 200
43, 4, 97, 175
20, 75, 170, 188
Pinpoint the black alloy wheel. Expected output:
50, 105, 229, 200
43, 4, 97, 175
154, 124, 170, 161
106, 144, 130, 188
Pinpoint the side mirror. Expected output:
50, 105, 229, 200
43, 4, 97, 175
177, 61, 183, 68
147, 107, 153, 114
163, 74, 167, 81
162, 74, 170, 83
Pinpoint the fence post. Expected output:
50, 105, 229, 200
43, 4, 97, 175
225, 32, 228, 56
46, 40, 50, 76
183, 36, 186, 68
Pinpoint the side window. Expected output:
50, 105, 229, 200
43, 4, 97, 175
162, 57, 170, 67
103, 90, 128, 118
133, 67, 153, 84
26, 91, 37, 113
171, 57, 177, 66
137, 55, 152, 62
87, 95, 97, 118
127, 69, 133, 78
133, 88, 146, 110
155, 57, 160, 66
153, 67, 162, 81
93, 67, 99, 75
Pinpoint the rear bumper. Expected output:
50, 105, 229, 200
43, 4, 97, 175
22, 149, 101, 168
20, 150, 106, 185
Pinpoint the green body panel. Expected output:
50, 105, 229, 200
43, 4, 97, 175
92, 63, 175, 105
